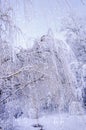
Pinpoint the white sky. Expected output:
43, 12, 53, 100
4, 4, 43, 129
3, 0, 86, 48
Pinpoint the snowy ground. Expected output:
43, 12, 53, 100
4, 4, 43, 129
13, 114, 86, 130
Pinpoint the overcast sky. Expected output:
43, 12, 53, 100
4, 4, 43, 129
3, 0, 86, 48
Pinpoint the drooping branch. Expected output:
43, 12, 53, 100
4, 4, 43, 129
80, 0, 85, 5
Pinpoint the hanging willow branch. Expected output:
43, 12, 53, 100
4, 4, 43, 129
80, 0, 85, 5
64, 0, 72, 9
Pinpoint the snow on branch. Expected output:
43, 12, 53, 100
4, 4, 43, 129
0, 74, 45, 104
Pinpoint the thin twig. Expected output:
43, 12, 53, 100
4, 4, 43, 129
0, 75, 45, 104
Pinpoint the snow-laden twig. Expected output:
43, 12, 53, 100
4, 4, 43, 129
0, 74, 45, 104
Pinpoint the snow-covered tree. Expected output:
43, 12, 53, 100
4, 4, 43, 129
61, 15, 86, 109
62, 15, 86, 63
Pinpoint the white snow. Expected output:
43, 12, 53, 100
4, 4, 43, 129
13, 114, 86, 130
